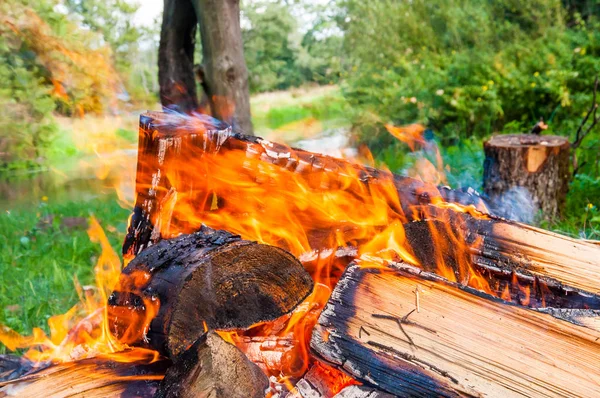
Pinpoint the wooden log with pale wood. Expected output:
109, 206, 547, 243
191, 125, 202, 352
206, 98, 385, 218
402, 208, 600, 312
0, 355, 169, 397
311, 262, 600, 397
483, 134, 570, 221
109, 225, 313, 359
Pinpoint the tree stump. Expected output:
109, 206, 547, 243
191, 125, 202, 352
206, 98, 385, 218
483, 134, 570, 221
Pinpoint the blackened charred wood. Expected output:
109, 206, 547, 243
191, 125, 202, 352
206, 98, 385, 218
0, 355, 35, 383
110, 225, 313, 359
155, 332, 268, 398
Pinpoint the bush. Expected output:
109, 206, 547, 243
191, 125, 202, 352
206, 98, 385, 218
339, 0, 600, 152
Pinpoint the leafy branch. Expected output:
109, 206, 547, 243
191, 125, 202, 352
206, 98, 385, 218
573, 76, 599, 150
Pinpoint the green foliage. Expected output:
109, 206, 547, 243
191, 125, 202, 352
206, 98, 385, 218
242, 1, 344, 93
64, 0, 141, 71
265, 95, 347, 129
339, 0, 600, 151
540, 173, 600, 239
0, 1, 58, 167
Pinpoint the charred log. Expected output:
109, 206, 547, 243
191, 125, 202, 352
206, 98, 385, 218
155, 332, 268, 398
110, 225, 313, 358
311, 263, 600, 397
0, 355, 35, 383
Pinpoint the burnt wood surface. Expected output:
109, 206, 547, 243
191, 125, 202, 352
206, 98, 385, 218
123, 112, 490, 257
0, 355, 35, 383
483, 134, 570, 221
311, 263, 600, 397
110, 225, 313, 358
155, 332, 268, 398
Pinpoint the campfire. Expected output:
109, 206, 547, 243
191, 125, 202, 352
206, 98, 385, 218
2, 111, 600, 397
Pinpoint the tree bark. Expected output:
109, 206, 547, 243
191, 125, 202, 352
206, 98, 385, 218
483, 134, 570, 221
193, 0, 253, 134
110, 225, 313, 359
311, 263, 600, 397
159, 0, 199, 112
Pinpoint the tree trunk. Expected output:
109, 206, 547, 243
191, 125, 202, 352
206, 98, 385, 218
193, 0, 253, 134
110, 225, 313, 359
311, 263, 600, 397
483, 134, 570, 222
159, 0, 199, 112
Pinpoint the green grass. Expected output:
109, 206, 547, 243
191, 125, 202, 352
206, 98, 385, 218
0, 194, 129, 352
251, 85, 350, 138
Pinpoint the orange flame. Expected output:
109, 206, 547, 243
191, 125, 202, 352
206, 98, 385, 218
0, 217, 160, 365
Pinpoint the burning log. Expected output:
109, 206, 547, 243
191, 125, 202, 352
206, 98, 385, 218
0, 355, 169, 397
123, 111, 490, 257
483, 134, 570, 221
404, 214, 600, 309
155, 332, 268, 398
402, 207, 600, 311
109, 225, 313, 359
311, 263, 600, 397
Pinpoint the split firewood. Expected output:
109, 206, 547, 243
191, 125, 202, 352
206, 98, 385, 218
483, 134, 570, 220
109, 225, 313, 358
154, 331, 268, 398
402, 210, 600, 311
311, 262, 600, 397
123, 111, 490, 257
0, 355, 169, 397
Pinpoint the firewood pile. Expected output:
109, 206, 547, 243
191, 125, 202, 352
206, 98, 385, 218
2, 111, 600, 398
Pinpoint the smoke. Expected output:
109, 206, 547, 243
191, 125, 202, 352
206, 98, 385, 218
488, 186, 537, 224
